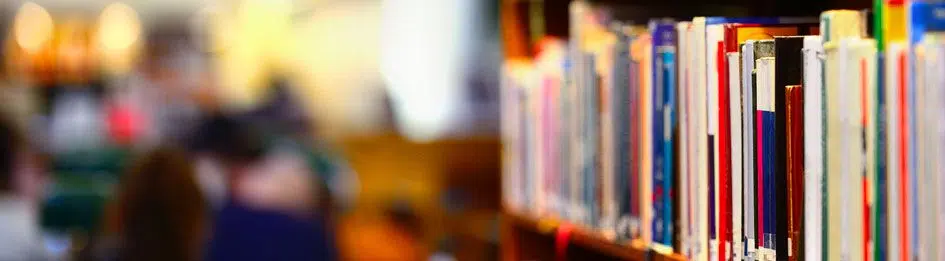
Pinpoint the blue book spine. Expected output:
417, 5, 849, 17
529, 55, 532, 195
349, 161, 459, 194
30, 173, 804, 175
614, 29, 633, 241
585, 53, 599, 227
651, 19, 677, 247
660, 46, 677, 247
561, 58, 572, 219
907, 2, 928, 257
764, 110, 775, 251
875, 52, 888, 261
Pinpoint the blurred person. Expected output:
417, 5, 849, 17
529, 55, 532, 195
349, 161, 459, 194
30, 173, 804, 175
0, 114, 51, 260
106, 146, 207, 261
105, 27, 207, 148
242, 78, 358, 215
198, 113, 338, 261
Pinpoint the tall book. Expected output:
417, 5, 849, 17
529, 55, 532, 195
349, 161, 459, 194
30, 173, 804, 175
773, 36, 806, 261
754, 53, 776, 261
651, 19, 678, 254
629, 33, 651, 241
706, 19, 722, 261
852, 38, 877, 261
820, 10, 865, 261
501, 61, 532, 213
872, 3, 889, 261
740, 40, 759, 261
784, 85, 804, 261
582, 52, 599, 228
601, 24, 629, 240
633, 32, 655, 246
612, 24, 635, 242
773, 36, 804, 261
906, 3, 929, 260
915, 9, 945, 260
725, 50, 743, 261
691, 16, 710, 261
801, 35, 824, 261
676, 21, 693, 257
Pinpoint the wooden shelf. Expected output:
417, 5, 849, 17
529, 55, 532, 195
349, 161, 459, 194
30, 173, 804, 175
502, 210, 687, 261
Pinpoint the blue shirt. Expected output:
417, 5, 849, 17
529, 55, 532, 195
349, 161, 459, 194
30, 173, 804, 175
207, 200, 337, 261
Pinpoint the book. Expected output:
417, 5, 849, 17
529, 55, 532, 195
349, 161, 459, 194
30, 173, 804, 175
801, 35, 824, 261
915, 10, 945, 260
692, 17, 710, 261
583, 51, 599, 229
754, 54, 776, 261
568, 0, 590, 225
676, 21, 693, 257
726, 50, 743, 261
785, 85, 804, 261
885, 40, 909, 261
612, 24, 634, 242
906, 3, 929, 260
650, 18, 678, 254
820, 10, 865, 261
741, 40, 758, 261
635, 32, 655, 246
706, 19, 723, 261
773, 36, 805, 261
630, 32, 651, 241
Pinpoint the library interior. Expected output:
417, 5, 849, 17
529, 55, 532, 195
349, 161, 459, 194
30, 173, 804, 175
0, 0, 944, 260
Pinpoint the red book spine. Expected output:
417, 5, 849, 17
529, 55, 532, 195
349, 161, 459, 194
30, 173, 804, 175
756, 111, 765, 247
716, 41, 732, 261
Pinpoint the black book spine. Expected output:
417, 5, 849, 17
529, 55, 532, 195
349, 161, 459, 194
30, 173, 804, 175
773, 36, 804, 261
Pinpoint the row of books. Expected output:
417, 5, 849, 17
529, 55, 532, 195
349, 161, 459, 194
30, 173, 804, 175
500, 1, 945, 261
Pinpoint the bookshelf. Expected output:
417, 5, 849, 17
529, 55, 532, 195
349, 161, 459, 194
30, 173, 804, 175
500, 1, 876, 260
502, 210, 686, 261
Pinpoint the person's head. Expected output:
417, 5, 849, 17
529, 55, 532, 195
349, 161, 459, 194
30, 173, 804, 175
193, 113, 265, 175
115, 147, 206, 261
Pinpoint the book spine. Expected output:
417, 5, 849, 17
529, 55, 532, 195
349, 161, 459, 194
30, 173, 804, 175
706, 23, 724, 261
613, 27, 633, 242
741, 41, 757, 261
785, 85, 804, 261
727, 51, 744, 261
693, 17, 709, 261
652, 20, 678, 252
756, 56, 776, 261
676, 22, 692, 257
652, 21, 668, 249
802, 36, 824, 261
560, 55, 572, 220
586, 53, 599, 228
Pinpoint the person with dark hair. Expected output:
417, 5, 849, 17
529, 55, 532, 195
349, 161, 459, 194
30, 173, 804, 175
110, 147, 207, 261
198, 113, 338, 261
0, 115, 50, 260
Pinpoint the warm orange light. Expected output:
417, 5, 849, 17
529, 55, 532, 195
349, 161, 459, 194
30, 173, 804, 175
13, 2, 54, 54
97, 2, 141, 52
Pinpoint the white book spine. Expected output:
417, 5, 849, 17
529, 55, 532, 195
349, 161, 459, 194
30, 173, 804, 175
755, 56, 775, 258
885, 42, 907, 261
693, 17, 709, 261
802, 36, 824, 261
706, 23, 724, 261
676, 21, 692, 259
928, 40, 945, 261
727, 51, 743, 261
741, 41, 757, 261
641, 38, 654, 245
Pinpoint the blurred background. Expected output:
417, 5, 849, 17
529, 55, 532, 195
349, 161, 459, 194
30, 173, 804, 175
0, 0, 873, 260
0, 0, 502, 260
